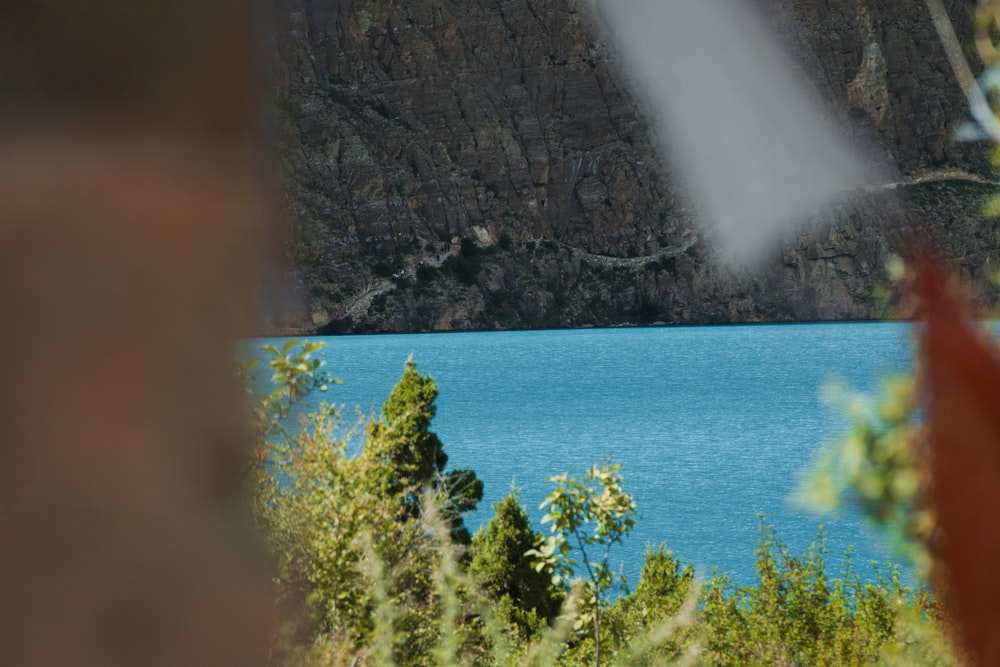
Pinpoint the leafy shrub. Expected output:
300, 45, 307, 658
528, 463, 637, 666
698, 520, 950, 667
798, 376, 931, 572
595, 546, 696, 666
417, 264, 440, 282
442, 239, 483, 285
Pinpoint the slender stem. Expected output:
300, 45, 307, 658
573, 530, 597, 587
572, 529, 602, 666
594, 603, 601, 667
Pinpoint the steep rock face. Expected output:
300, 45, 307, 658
271, 0, 999, 333
765, 0, 983, 169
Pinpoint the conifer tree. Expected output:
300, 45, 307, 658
468, 489, 562, 637
365, 357, 483, 543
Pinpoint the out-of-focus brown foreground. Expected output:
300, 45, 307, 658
0, 2, 280, 665
916, 255, 1000, 667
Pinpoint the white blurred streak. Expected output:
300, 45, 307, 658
595, 0, 869, 264
924, 0, 1000, 141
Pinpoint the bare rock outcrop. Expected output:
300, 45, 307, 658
271, 0, 998, 333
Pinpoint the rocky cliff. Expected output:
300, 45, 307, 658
271, 0, 1000, 333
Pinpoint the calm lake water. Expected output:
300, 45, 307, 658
253, 322, 916, 586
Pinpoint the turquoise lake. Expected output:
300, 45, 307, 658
253, 322, 916, 586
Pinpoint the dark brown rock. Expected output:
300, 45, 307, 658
271, 0, 999, 333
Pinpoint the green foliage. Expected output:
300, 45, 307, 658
599, 546, 696, 665
797, 376, 931, 572
530, 463, 637, 595
365, 357, 448, 495
443, 468, 487, 545
555, 519, 956, 667
985, 123, 1000, 218
250, 343, 487, 665
268, 413, 439, 654
698, 519, 954, 667
467, 489, 563, 639
621, 546, 694, 621
246, 339, 338, 439
528, 462, 637, 665
247, 341, 955, 666
365, 357, 483, 544
251, 345, 441, 662
417, 264, 441, 283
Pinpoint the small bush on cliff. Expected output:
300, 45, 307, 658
417, 264, 441, 283
442, 238, 483, 285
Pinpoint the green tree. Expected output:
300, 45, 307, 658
249, 344, 439, 657
249, 344, 490, 665
467, 488, 563, 639
601, 545, 695, 664
528, 462, 637, 667
364, 357, 483, 544
365, 357, 446, 495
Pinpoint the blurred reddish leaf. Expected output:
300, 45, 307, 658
918, 258, 1000, 665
